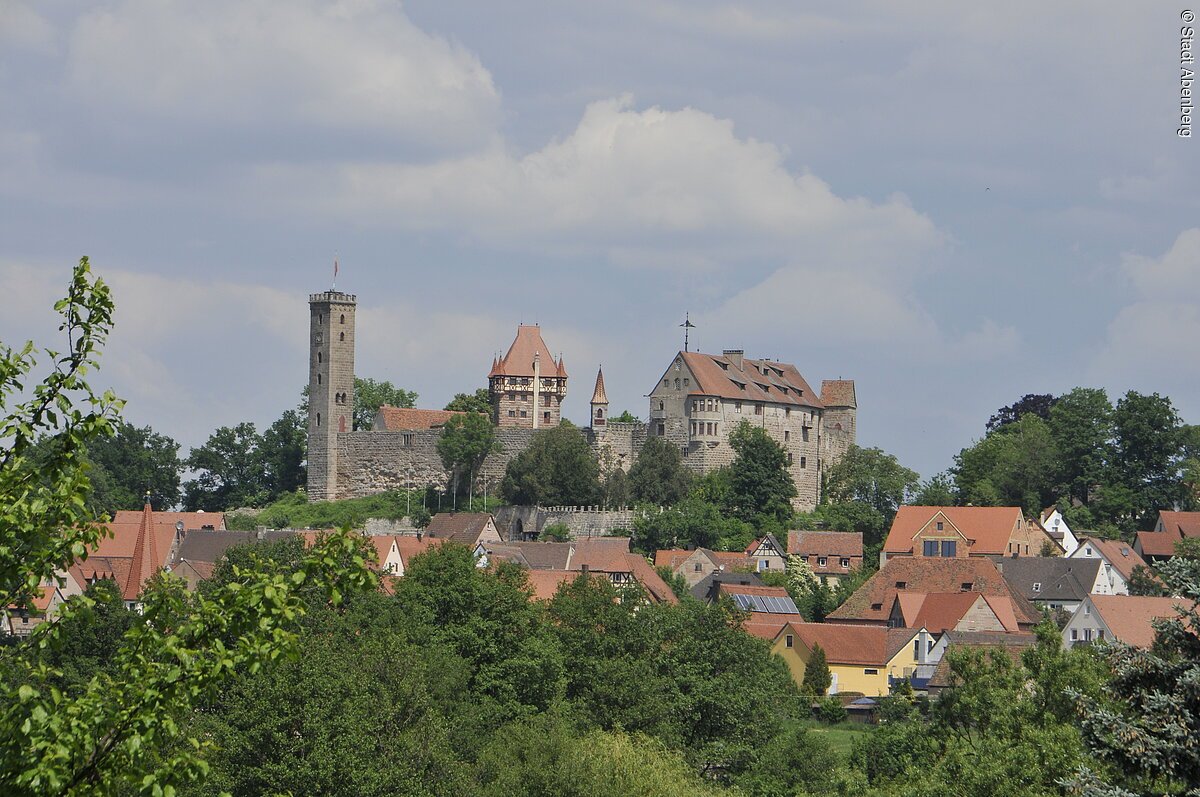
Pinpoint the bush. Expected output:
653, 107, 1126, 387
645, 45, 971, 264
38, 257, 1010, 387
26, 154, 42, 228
813, 696, 847, 724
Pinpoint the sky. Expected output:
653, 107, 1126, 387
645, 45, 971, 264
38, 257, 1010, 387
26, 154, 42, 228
1, 0, 1197, 480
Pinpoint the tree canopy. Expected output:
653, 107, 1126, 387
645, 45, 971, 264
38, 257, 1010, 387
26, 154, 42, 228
727, 421, 795, 523
354, 377, 418, 429
628, 435, 692, 507
437, 412, 499, 496
444, 388, 492, 414
500, 422, 602, 506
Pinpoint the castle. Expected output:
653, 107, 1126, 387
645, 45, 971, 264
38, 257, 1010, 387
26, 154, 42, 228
306, 289, 854, 511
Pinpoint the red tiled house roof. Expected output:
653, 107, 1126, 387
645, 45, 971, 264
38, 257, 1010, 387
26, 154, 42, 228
669, 351, 823, 409
1088, 595, 1186, 648
374, 406, 471, 431
1080, 537, 1151, 582
827, 556, 1041, 628
883, 506, 1034, 557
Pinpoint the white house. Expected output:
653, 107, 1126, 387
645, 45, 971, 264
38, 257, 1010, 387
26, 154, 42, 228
1067, 537, 1150, 596
1039, 507, 1080, 556
1062, 594, 1182, 649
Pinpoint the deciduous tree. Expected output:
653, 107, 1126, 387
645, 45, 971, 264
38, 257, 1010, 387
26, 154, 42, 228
728, 420, 795, 523
500, 422, 601, 507
628, 435, 692, 507
444, 388, 491, 414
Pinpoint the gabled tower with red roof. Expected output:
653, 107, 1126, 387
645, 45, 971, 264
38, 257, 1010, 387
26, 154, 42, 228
489, 325, 568, 429
123, 501, 161, 609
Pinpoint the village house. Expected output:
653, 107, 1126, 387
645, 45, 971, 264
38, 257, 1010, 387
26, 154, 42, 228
1062, 594, 1184, 648
1134, 510, 1200, 563
1038, 506, 1080, 556
993, 556, 1102, 615
880, 506, 1060, 565
424, 512, 503, 548
654, 547, 754, 587
744, 533, 788, 573
689, 571, 766, 603
886, 591, 1024, 635
915, 630, 1037, 695
826, 556, 1041, 632
787, 530, 864, 585
1067, 537, 1151, 595
3, 584, 67, 638
748, 621, 929, 697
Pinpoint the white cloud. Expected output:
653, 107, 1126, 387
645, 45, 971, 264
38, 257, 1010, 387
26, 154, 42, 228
1089, 228, 1200, 413
64, 0, 500, 151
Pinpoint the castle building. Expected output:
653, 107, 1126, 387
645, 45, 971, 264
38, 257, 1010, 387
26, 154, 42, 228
590, 366, 608, 434
646, 349, 855, 511
489, 325, 568, 429
307, 290, 357, 500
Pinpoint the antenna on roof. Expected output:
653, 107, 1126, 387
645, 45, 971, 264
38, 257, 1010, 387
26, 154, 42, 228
679, 312, 695, 352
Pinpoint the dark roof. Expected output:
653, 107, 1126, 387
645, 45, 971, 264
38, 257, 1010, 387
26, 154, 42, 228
480, 541, 574, 570
993, 557, 1100, 603
176, 530, 298, 565
826, 556, 1041, 627
691, 571, 765, 603
425, 513, 495, 546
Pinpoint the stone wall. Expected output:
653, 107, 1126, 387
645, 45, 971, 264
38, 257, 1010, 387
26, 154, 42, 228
333, 427, 538, 499
590, 421, 646, 473
493, 505, 638, 540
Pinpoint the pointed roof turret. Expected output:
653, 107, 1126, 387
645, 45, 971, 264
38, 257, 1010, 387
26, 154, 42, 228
591, 366, 608, 405
556, 353, 568, 378
123, 500, 161, 601
496, 325, 557, 377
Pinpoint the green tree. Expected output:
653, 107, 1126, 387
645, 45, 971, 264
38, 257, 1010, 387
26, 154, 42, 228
1047, 387, 1114, 507
628, 435, 692, 506
83, 420, 182, 514
728, 420, 796, 523
0, 259, 376, 796
610, 410, 639, 423
953, 413, 1060, 513
801, 643, 831, 695
500, 422, 602, 506
183, 422, 269, 510
259, 409, 306, 499
541, 522, 571, 542
822, 445, 918, 524
602, 466, 630, 508
912, 472, 957, 506
987, 393, 1057, 432
355, 377, 418, 430
632, 495, 755, 554
444, 388, 491, 414
1113, 390, 1186, 529
437, 412, 498, 497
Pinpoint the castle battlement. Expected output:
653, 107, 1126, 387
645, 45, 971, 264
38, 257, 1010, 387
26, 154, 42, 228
309, 291, 357, 304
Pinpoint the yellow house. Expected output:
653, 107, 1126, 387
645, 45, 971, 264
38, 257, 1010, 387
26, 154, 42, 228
760, 621, 931, 696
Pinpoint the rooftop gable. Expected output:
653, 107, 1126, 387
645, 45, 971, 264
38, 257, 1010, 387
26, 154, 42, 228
884, 506, 1025, 556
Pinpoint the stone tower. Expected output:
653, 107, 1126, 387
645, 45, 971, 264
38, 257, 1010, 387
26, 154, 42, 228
590, 365, 609, 435
307, 290, 356, 500
489, 325, 568, 428
819, 379, 857, 465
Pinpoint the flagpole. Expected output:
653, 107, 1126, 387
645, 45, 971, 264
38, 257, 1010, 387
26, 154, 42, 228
332, 254, 339, 290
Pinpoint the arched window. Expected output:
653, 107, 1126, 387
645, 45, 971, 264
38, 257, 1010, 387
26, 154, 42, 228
339, 332, 345, 341
317, 352, 322, 363
316, 412, 321, 427
340, 314, 345, 324
317, 373, 322, 385
318, 314, 323, 325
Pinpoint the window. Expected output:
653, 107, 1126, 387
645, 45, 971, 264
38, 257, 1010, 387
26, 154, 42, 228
864, 668, 878, 675
785, 408, 791, 418
941, 540, 956, 557
694, 563, 703, 572
960, 582, 973, 591
508, 410, 515, 417
1032, 582, 1042, 593
339, 314, 345, 324
1084, 629, 1093, 642
543, 412, 551, 422
691, 422, 697, 435
840, 557, 850, 568
1097, 630, 1105, 640
936, 521, 944, 531
707, 422, 714, 435
402, 433, 413, 448
802, 426, 809, 442
871, 603, 883, 611
316, 412, 321, 427
317, 352, 322, 363
818, 557, 827, 567
735, 402, 742, 413
683, 378, 689, 387
784, 430, 790, 441
317, 373, 322, 385
1085, 547, 1093, 556
928, 639, 934, 653
1084, 604, 1090, 615
755, 403, 763, 415
339, 332, 344, 341
657, 423, 665, 436
913, 639, 921, 658
786, 634, 794, 648
663, 379, 669, 387
318, 314, 323, 325
895, 581, 907, 589
800, 456, 807, 469
520, 410, 528, 418
787, 452, 793, 465
923, 540, 938, 557
674, 378, 681, 390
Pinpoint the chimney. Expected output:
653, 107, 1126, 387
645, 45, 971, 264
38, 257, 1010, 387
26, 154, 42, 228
723, 349, 744, 369
416, 530, 423, 541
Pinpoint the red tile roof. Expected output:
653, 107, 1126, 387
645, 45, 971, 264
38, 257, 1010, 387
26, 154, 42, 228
494, 325, 564, 378
374, 406, 470, 431
591, 366, 608, 404
1080, 537, 1150, 582
1089, 595, 1186, 648
744, 616, 790, 641
672, 351, 823, 409
111, 509, 226, 530
819, 380, 857, 408
827, 556, 1041, 627
123, 503, 161, 601
788, 530, 863, 558
883, 506, 1026, 556
774, 622, 917, 666
1159, 511, 1200, 538
525, 569, 582, 601
424, 513, 496, 546
1136, 530, 1179, 557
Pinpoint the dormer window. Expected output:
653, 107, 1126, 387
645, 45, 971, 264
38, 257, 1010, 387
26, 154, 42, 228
961, 582, 972, 591
1032, 583, 1042, 593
